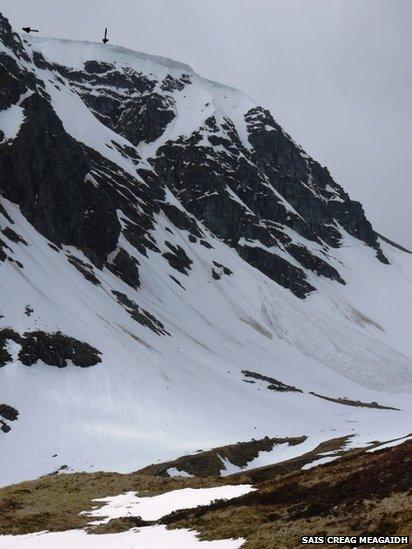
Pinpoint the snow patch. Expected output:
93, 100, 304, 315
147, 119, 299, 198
0, 528, 244, 548
167, 467, 194, 478
302, 455, 338, 470
0, 104, 25, 141
86, 485, 254, 525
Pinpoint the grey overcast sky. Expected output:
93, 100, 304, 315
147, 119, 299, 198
2, 0, 411, 247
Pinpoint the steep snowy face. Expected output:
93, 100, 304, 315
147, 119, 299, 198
0, 13, 386, 296
0, 12, 411, 486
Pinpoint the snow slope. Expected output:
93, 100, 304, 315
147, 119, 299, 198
0, 15, 411, 487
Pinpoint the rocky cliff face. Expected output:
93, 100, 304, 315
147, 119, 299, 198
0, 12, 387, 298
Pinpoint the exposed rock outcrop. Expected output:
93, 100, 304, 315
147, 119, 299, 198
0, 328, 102, 368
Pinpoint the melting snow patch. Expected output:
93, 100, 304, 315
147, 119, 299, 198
166, 467, 194, 477
0, 527, 244, 548
366, 435, 412, 453
86, 485, 254, 525
219, 439, 325, 477
219, 456, 244, 476
302, 456, 338, 470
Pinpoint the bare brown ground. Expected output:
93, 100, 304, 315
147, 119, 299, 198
162, 441, 412, 548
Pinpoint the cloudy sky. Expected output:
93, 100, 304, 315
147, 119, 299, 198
2, 0, 411, 246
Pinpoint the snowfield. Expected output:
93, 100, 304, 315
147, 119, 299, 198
1, 193, 411, 486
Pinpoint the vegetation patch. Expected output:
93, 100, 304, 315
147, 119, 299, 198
136, 435, 307, 478
162, 441, 412, 548
90, 516, 155, 534
0, 471, 229, 535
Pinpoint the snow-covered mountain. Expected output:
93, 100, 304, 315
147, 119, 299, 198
0, 12, 411, 487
